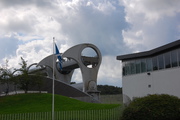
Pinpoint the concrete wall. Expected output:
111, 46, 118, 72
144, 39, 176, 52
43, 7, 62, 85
123, 67, 180, 104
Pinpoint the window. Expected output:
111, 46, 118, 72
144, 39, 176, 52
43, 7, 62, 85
125, 61, 131, 75
141, 59, 146, 73
122, 62, 126, 76
152, 57, 158, 70
146, 58, 152, 72
164, 52, 171, 68
178, 49, 180, 66
136, 60, 141, 73
122, 48, 180, 76
130, 61, 136, 74
171, 50, 178, 67
158, 54, 164, 70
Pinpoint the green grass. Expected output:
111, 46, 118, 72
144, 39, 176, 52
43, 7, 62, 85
0, 93, 120, 114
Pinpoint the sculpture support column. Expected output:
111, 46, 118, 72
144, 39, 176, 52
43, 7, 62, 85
62, 43, 102, 100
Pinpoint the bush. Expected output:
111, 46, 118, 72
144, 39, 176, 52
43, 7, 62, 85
121, 94, 180, 120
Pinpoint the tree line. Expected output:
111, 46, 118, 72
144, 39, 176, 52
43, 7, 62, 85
0, 57, 43, 94
97, 85, 122, 95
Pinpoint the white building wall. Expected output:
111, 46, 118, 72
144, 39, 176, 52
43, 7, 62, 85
123, 67, 180, 104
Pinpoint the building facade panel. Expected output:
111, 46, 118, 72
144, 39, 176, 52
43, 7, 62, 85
123, 67, 180, 104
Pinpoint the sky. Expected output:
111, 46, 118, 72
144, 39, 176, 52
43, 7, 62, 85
0, 0, 180, 87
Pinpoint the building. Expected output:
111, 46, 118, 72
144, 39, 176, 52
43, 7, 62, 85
117, 39, 180, 104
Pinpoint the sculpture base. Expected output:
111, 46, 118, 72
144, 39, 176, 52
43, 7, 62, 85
87, 90, 101, 101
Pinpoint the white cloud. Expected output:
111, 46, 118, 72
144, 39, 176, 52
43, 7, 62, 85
71, 69, 82, 83
98, 55, 122, 86
121, 0, 180, 52
122, 0, 180, 23
0, 0, 126, 87
55, 0, 128, 56
96, 1, 116, 14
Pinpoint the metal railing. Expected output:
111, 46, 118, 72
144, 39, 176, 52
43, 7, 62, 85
0, 107, 121, 120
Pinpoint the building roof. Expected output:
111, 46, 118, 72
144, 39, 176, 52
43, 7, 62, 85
116, 39, 180, 61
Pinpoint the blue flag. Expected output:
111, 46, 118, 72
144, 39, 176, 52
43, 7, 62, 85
55, 43, 63, 70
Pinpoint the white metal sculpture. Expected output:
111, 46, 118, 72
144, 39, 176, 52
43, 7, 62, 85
37, 43, 102, 100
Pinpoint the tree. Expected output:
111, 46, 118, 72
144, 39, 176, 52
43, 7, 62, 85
15, 57, 30, 93
16, 57, 43, 93
0, 59, 13, 95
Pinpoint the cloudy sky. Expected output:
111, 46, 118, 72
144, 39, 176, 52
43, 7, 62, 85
0, 0, 180, 87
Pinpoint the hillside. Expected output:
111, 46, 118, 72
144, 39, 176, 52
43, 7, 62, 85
97, 85, 122, 95
0, 93, 120, 114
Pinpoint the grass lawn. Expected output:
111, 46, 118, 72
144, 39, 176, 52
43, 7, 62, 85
0, 93, 121, 114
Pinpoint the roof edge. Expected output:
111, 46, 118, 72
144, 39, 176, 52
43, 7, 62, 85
117, 39, 180, 61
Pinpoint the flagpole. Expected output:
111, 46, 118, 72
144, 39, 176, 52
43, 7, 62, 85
52, 37, 55, 120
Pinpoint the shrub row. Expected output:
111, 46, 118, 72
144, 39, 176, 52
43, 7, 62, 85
121, 94, 180, 120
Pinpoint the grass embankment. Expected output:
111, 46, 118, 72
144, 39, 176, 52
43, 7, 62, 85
0, 93, 120, 114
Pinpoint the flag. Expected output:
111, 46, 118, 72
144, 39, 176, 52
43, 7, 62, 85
55, 43, 63, 70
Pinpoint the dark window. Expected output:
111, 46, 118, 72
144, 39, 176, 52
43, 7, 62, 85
146, 58, 152, 72
152, 57, 158, 70
136, 60, 141, 73
126, 61, 131, 75
178, 49, 180, 66
130, 61, 136, 74
122, 48, 180, 76
122, 62, 126, 76
141, 59, 146, 73
171, 50, 178, 67
158, 54, 164, 70
164, 52, 171, 68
